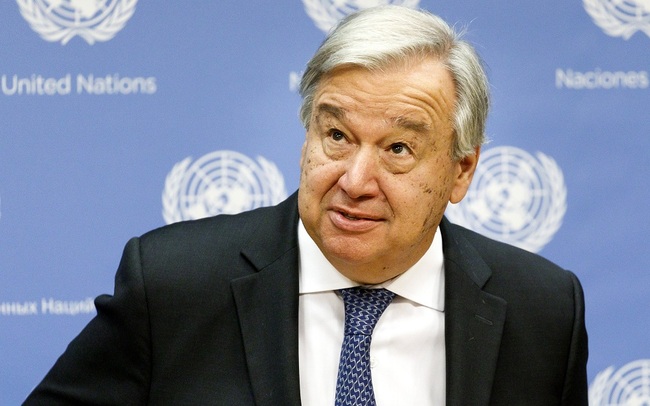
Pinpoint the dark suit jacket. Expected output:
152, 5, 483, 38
25, 192, 588, 405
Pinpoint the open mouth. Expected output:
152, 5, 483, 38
339, 210, 377, 221
341, 211, 361, 220
329, 208, 382, 231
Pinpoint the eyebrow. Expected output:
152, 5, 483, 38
314, 103, 346, 123
391, 116, 431, 134
314, 102, 431, 134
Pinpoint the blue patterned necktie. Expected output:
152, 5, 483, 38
335, 287, 396, 406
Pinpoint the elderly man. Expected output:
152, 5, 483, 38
25, 6, 588, 406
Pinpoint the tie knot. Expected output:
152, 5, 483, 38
339, 287, 395, 336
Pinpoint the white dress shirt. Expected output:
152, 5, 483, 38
298, 220, 446, 405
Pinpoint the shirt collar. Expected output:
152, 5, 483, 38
298, 220, 445, 311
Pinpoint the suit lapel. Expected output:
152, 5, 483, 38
230, 195, 302, 406
228, 200, 507, 406
441, 218, 507, 406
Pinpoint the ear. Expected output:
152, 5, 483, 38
449, 146, 480, 204
299, 137, 308, 169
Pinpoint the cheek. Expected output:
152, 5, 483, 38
300, 143, 341, 195
394, 172, 452, 228
300, 141, 321, 178
301, 143, 323, 176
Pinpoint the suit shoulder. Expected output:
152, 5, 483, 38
128, 194, 298, 273
449, 222, 565, 272
445, 221, 584, 328
141, 208, 260, 245
445, 221, 581, 297
140, 195, 297, 249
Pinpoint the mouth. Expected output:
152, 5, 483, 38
327, 207, 384, 232
340, 211, 365, 221
333, 208, 382, 224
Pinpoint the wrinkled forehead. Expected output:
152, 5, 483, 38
312, 58, 457, 124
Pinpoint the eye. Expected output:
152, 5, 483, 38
389, 143, 410, 155
329, 129, 346, 141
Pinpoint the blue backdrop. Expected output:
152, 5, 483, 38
1, 1, 649, 404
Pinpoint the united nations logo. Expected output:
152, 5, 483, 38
17, 0, 137, 45
445, 146, 567, 253
584, 0, 650, 39
162, 150, 288, 224
589, 359, 650, 405
303, 0, 420, 33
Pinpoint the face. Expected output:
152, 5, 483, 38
298, 57, 479, 284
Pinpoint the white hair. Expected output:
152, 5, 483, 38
299, 6, 490, 159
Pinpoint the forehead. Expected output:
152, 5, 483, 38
312, 59, 456, 130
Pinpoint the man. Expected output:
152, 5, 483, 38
25, 6, 588, 405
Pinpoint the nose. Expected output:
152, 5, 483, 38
337, 147, 380, 199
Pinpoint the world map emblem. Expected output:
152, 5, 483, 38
17, 0, 137, 45
303, 0, 420, 32
445, 146, 567, 253
584, 0, 650, 39
162, 150, 288, 224
589, 359, 650, 405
